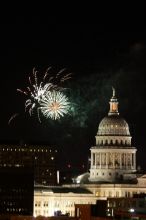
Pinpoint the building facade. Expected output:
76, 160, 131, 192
34, 185, 97, 217
0, 144, 58, 185
0, 167, 34, 215
34, 175, 146, 217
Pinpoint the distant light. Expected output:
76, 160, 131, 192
57, 170, 60, 184
67, 164, 71, 168
129, 208, 135, 213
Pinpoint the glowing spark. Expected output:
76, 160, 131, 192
8, 113, 19, 125
39, 90, 70, 120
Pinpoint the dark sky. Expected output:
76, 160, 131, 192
0, 15, 146, 171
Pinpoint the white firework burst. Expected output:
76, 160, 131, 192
39, 90, 70, 120
17, 68, 55, 115
17, 67, 72, 116
9, 67, 72, 124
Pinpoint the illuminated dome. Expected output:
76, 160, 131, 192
97, 87, 130, 136
95, 88, 132, 147
97, 115, 130, 136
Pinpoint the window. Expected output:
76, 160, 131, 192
44, 202, 48, 207
96, 191, 100, 196
139, 201, 145, 208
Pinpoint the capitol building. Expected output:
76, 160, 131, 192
34, 88, 146, 217
89, 87, 137, 183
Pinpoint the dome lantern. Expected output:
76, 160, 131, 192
97, 88, 130, 136
108, 87, 119, 116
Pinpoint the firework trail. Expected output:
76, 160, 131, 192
16, 68, 53, 114
8, 113, 19, 125
43, 67, 72, 89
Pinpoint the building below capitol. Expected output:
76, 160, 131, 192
0, 143, 58, 185
33, 88, 146, 217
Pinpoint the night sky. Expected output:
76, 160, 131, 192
0, 15, 146, 171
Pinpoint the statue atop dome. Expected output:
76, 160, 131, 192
112, 87, 116, 97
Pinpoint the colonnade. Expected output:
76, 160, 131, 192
91, 151, 136, 170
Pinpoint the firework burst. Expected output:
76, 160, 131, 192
8, 67, 72, 124
17, 68, 54, 115
38, 90, 70, 120
16, 67, 72, 115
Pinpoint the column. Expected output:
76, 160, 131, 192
130, 153, 132, 169
106, 153, 108, 168
92, 153, 95, 166
91, 152, 93, 167
120, 153, 122, 169
100, 153, 102, 168
93, 153, 95, 166
132, 153, 134, 168
134, 153, 136, 169
124, 153, 126, 168
95, 153, 97, 168
125, 153, 127, 169
113, 153, 115, 168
